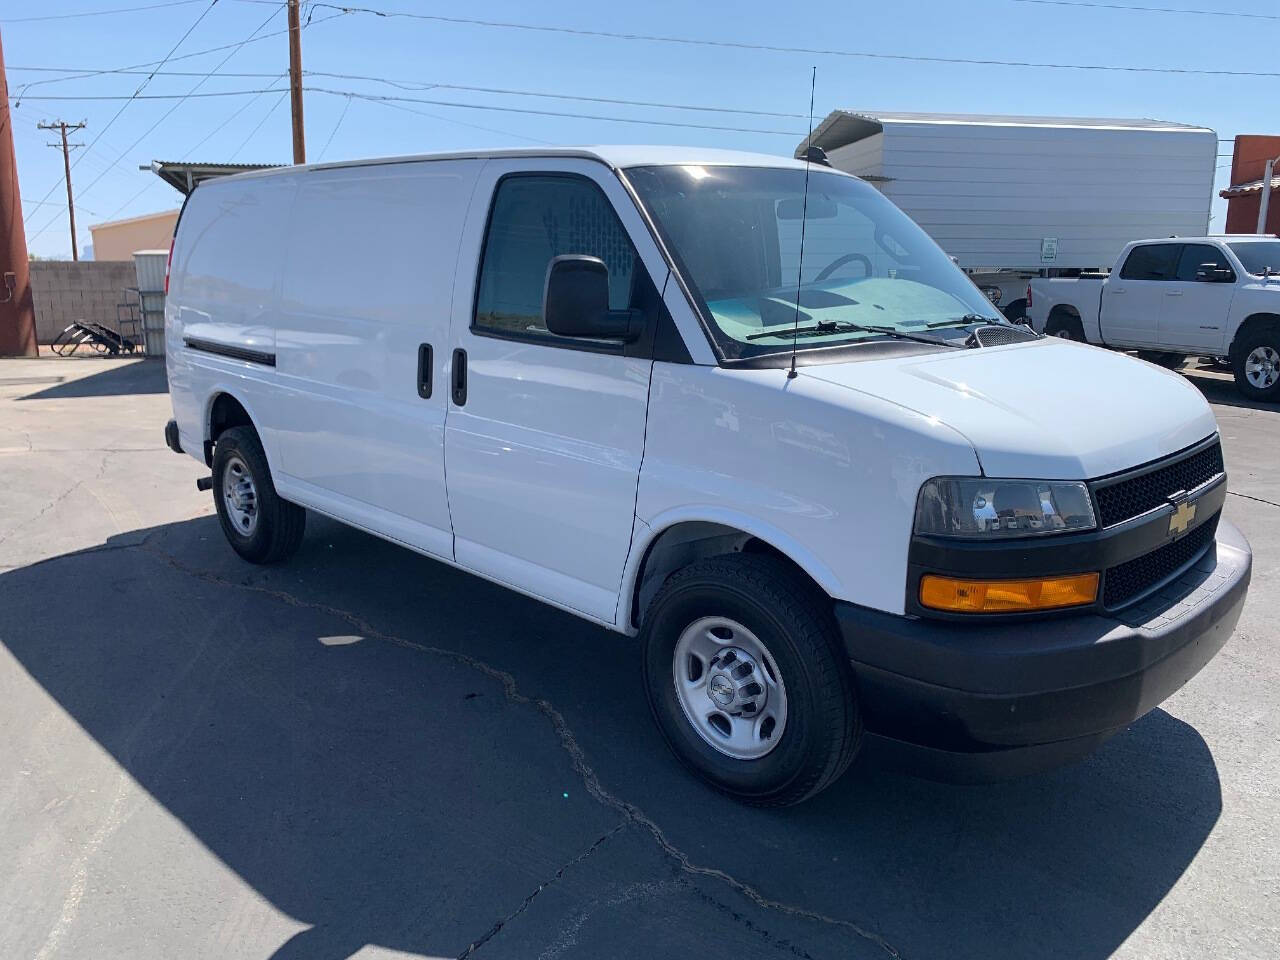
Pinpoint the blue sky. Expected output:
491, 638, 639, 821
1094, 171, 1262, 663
3, 0, 1272, 258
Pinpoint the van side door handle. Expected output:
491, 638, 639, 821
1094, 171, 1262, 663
451, 348, 467, 406
417, 343, 433, 398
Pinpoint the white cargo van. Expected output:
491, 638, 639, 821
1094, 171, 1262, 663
164, 147, 1250, 805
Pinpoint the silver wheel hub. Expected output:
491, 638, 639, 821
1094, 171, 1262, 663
221, 455, 259, 536
1245, 345, 1280, 389
672, 616, 787, 761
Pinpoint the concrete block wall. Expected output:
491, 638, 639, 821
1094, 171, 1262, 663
30, 261, 139, 344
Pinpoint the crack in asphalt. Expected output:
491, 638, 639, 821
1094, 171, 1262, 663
1228, 490, 1280, 510
0, 452, 112, 549
457, 823, 627, 958
135, 539, 903, 959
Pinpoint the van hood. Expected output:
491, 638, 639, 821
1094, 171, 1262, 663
799, 338, 1218, 479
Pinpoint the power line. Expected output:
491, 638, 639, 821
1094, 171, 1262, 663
309, 88, 801, 136
0, 0, 210, 24
357, 94, 553, 145
229, 89, 288, 160
291, 1, 1280, 79
17, 88, 297, 101
27, 5, 283, 245
8, 66, 812, 120
315, 93, 351, 161
98, 76, 286, 222
10, 8, 346, 99
1011, 0, 1280, 20
21, 0, 220, 227
14, 85, 804, 135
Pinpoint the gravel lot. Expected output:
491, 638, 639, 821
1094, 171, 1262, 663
1, 356, 1276, 960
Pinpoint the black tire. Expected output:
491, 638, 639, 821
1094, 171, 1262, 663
1231, 323, 1280, 402
1045, 313, 1085, 341
1002, 299, 1028, 323
640, 553, 862, 807
1136, 350, 1184, 371
211, 425, 306, 564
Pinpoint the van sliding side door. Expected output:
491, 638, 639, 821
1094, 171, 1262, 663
273, 160, 481, 560
443, 158, 665, 625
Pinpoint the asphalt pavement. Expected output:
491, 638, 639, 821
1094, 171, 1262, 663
1, 356, 1276, 960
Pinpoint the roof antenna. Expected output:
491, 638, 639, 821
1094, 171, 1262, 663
788, 67, 817, 381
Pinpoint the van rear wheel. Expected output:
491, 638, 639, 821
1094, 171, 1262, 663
211, 426, 306, 564
640, 554, 861, 806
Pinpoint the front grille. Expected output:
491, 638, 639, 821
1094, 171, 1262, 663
1093, 440, 1224, 528
1102, 513, 1219, 609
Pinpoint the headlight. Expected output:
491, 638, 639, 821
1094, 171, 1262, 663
914, 477, 1095, 538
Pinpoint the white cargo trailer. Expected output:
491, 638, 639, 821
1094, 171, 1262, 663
797, 110, 1218, 319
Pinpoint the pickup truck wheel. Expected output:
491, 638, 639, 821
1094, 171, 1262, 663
1233, 327, 1280, 402
212, 426, 306, 564
640, 554, 861, 806
1045, 315, 1084, 341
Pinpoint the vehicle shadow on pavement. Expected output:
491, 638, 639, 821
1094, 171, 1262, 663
1184, 367, 1279, 413
18, 357, 167, 401
1, 514, 1223, 960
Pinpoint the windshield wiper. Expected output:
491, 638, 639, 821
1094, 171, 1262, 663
746, 320, 859, 341
924, 314, 1002, 329
747, 319, 963, 347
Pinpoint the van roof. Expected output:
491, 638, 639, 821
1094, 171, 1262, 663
204, 146, 823, 184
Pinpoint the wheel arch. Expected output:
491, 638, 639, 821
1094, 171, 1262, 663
1047, 303, 1082, 323
204, 389, 263, 467
1001, 298, 1028, 322
622, 511, 839, 634
1229, 312, 1280, 361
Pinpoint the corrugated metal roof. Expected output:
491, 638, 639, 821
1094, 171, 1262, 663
1220, 176, 1280, 199
797, 109, 1214, 157
146, 160, 283, 195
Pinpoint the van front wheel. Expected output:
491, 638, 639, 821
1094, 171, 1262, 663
211, 426, 306, 564
640, 554, 861, 806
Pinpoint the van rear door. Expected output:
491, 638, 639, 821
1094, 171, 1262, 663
444, 158, 670, 624
273, 160, 480, 559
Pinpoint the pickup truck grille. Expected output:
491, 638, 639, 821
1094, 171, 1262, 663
1102, 512, 1219, 609
1092, 440, 1224, 528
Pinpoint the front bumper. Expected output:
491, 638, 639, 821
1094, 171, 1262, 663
837, 519, 1251, 782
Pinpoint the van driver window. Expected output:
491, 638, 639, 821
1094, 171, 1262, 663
474, 175, 638, 338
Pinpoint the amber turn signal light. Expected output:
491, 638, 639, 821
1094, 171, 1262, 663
919, 572, 1099, 613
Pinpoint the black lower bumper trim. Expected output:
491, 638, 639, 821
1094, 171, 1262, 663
839, 519, 1251, 779
163, 418, 183, 455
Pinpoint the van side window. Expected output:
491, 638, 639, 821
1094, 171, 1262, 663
1119, 244, 1179, 281
474, 175, 638, 338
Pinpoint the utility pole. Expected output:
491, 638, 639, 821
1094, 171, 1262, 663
0, 26, 38, 357
287, 0, 305, 164
37, 120, 85, 260
1257, 156, 1279, 235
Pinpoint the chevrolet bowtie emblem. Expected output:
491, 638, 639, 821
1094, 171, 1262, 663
1169, 500, 1197, 536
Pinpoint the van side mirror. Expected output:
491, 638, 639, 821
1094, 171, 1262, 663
1194, 263, 1236, 283
543, 255, 641, 341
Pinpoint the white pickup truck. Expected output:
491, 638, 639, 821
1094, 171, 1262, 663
1027, 236, 1280, 401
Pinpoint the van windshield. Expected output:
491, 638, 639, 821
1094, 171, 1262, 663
624, 164, 1002, 360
